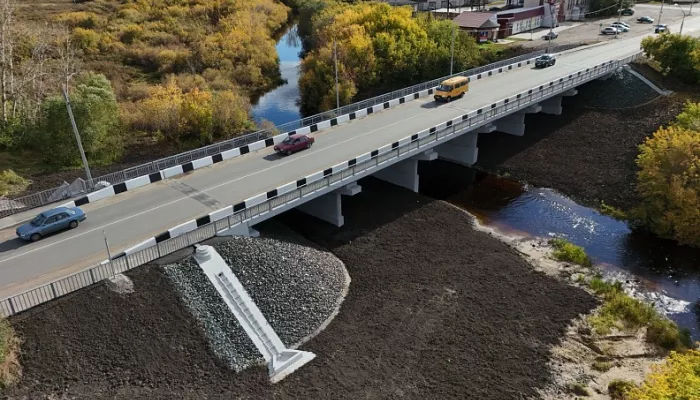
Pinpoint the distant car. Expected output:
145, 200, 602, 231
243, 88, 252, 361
601, 26, 620, 35
637, 16, 654, 23
17, 207, 86, 242
273, 134, 315, 156
610, 23, 630, 32
543, 31, 559, 40
535, 54, 556, 68
654, 24, 668, 33
621, 8, 635, 16
611, 21, 631, 29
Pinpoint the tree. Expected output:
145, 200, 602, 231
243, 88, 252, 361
641, 34, 700, 84
36, 72, 122, 167
675, 101, 700, 132
634, 125, 700, 247
587, 0, 634, 17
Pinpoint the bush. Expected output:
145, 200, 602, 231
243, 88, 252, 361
35, 73, 123, 168
567, 382, 590, 396
634, 125, 700, 247
608, 379, 636, 399
0, 170, 29, 197
0, 318, 21, 388
641, 34, 700, 84
675, 101, 700, 131
627, 350, 700, 399
54, 11, 104, 29
72, 28, 101, 54
549, 238, 593, 267
592, 360, 613, 372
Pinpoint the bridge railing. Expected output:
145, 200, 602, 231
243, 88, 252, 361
0, 48, 570, 218
0, 50, 639, 319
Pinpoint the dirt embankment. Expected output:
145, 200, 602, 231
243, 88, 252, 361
4, 177, 598, 399
475, 66, 690, 211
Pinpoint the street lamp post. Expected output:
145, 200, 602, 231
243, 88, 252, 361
658, 0, 665, 26
333, 39, 339, 110
450, 20, 456, 75
615, 0, 622, 39
675, 3, 688, 34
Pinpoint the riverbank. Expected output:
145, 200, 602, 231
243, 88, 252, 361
3, 177, 604, 399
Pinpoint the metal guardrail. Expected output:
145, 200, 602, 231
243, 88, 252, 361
0, 51, 640, 318
0, 48, 572, 218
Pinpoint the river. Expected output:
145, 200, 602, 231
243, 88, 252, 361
255, 25, 700, 340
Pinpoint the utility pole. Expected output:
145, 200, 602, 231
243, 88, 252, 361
658, 0, 665, 26
62, 85, 93, 187
103, 230, 112, 261
615, 0, 622, 39
450, 20, 456, 75
675, 3, 687, 34
333, 39, 339, 110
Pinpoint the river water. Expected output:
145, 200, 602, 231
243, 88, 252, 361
257, 24, 700, 340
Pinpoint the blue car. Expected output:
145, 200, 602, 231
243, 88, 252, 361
16, 207, 86, 242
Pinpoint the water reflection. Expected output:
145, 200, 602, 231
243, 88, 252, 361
251, 24, 302, 126
419, 162, 700, 339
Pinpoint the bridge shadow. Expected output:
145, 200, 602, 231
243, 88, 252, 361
275, 177, 434, 251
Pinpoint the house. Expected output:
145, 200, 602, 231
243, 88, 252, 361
523, 0, 586, 23
377, 0, 419, 11
495, 6, 545, 37
415, 0, 490, 12
452, 11, 500, 42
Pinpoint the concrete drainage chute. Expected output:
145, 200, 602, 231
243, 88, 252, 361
193, 244, 316, 383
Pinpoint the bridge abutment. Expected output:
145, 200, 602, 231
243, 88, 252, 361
436, 132, 479, 166
373, 157, 420, 192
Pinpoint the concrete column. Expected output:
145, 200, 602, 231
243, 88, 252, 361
540, 96, 563, 115
373, 158, 420, 192
297, 191, 344, 227
335, 182, 362, 196
217, 223, 260, 238
496, 113, 526, 136
436, 131, 479, 166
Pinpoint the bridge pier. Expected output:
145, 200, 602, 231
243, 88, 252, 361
373, 156, 422, 192
296, 183, 362, 227
217, 223, 260, 238
436, 132, 479, 166
494, 105, 540, 136
540, 89, 577, 115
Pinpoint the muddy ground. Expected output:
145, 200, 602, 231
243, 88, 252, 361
474, 66, 692, 211
3, 178, 597, 399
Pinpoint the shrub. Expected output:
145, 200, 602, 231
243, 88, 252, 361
627, 350, 700, 399
0, 169, 29, 196
72, 27, 101, 54
54, 11, 104, 29
549, 238, 593, 267
567, 382, 590, 396
600, 201, 627, 220
675, 101, 700, 131
0, 318, 21, 388
635, 125, 700, 247
592, 360, 613, 372
608, 379, 636, 399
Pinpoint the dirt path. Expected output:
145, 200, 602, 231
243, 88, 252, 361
3, 177, 598, 399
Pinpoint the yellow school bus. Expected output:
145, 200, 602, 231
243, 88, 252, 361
433, 76, 469, 102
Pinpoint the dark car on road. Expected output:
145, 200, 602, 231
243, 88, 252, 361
637, 16, 654, 23
621, 8, 634, 15
535, 54, 556, 68
274, 134, 315, 156
17, 206, 86, 242
543, 31, 559, 40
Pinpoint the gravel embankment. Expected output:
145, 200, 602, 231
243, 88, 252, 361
573, 68, 660, 109
163, 226, 348, 372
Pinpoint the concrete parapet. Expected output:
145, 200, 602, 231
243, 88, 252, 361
297, 191, 345, 227
193, 245, 316, 383
436, 131, 479, 166
373, 158, 420, 192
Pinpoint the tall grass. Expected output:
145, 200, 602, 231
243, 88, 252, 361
0, 318, 21, 388
549, 238, 593, 268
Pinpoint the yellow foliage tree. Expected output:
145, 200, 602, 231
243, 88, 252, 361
625, 350, 700, 399
635, 125, 700, 247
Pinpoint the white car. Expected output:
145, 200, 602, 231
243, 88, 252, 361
610, 23, 630, 32
601, 26, 620, 35
611, 21, 631, 30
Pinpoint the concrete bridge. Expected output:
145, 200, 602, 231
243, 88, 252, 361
0, 29, 661, 317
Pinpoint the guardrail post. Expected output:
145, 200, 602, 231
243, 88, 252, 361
8, 298, 15, 315
89, 268, 96, 284
50, 282, 58, 298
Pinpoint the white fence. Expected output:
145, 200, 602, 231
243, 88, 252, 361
0, 51, 640, 318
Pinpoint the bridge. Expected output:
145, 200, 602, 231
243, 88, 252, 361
0, 24, 685, 316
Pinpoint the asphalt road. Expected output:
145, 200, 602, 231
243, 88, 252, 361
0, 17, 697, 299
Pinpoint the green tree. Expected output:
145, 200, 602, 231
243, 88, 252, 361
588, 0, 634, 17
641, 34, 700, 84
36, 73, 123, 168
675, 101, 700, 131
634, 125, 700, 247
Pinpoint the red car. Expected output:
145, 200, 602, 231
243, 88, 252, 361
274, 134, 315, 156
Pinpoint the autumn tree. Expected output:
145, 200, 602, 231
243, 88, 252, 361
634, 124, 700, 247
641, 34, 700, 84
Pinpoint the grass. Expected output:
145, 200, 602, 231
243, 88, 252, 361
600, 201, 628, 220
608, 379, 636, 399
586, 277, 692, 350
0, 170, 30, 197
592, 360, 613, 372
549, 238, 593, 268
0, 318, 21, 389
567, 382, 590, 396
